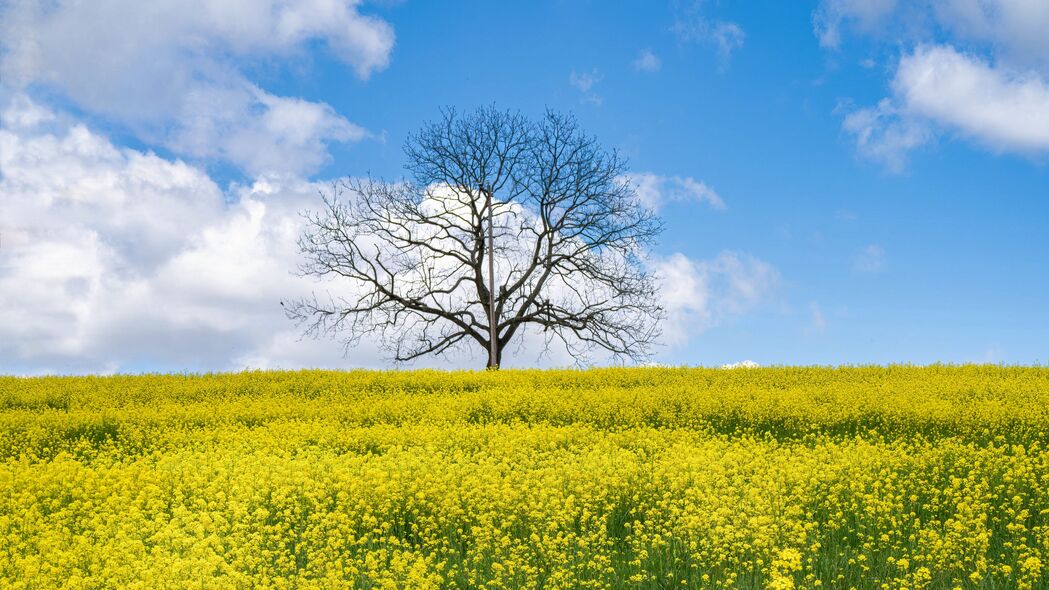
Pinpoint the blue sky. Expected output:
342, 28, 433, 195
1, 0, 1047, 372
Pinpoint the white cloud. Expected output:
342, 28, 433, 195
569, 70, 600, 93
709, 22, 746, 61
652, 251, 780, 346
0, 96, 377, 373
818, 1, 1049, 167
926, 1, 1049, 66
170, 88, 370, 177
842, 45, 1049, 167
632, 49, 662, 73
672, 1, 746, 64
624, 172, 726, 211
895, 45, 1049, 152
721, 360, 759, 369
0, 0, 393, 176
1, 94, 56, 129
815, 0, 1049, 64
813, 0, 899, 49
841, 98, 932, 171
569, 69, 603, 106
852, 244, 886, 273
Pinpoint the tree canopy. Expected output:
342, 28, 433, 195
284, 106, 663, 368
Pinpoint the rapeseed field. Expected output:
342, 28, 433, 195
1, 366, 1047, 589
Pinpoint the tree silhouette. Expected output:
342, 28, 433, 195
284, 106, 663, 368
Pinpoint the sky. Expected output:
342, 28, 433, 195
1, 0, 1047, 373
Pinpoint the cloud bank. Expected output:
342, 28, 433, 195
0, 98, 777, 373
0, 97, 368, 373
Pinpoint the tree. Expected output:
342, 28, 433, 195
284, 106, 663, 368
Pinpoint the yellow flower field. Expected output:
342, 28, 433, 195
1, 366, 1047, 589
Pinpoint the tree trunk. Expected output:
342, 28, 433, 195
486, 187, 498, 370
486, 342, 501, 369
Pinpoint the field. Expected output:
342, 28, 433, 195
1, 367, 1048, 589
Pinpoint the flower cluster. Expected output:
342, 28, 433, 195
1, 366, 1047, 588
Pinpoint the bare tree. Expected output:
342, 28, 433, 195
284, 106, 663, 368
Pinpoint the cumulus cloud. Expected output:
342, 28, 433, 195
632, 49, 662, 73
652, 251, 780, 346
895, 45, 1049, 152
819, 1, 1049, 167
842, 45, 1049, 167
0, 0, 393, 176
0, 96, 378, 373
624, 172, 726, 211
170, 88, 369, 178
